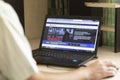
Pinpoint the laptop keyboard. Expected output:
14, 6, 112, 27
33, 49, 93, 61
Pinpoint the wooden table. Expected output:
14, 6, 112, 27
29, 38, 120, 80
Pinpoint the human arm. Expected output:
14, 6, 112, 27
28, 60, 118, 80
0, 1, 39, 80
28, 68, 89, 80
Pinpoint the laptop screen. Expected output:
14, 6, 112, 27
41, 16, 101, 53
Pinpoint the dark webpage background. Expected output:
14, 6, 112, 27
42, 27, 97, 49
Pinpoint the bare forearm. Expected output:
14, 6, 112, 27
41, 68, 90, 80
28, 60, 118, 80
28, 67, 90, 80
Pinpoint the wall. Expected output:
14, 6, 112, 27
24, 0, 48, 39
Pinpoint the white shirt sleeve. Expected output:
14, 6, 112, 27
0, 1, 39, 80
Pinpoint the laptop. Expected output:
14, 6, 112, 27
32, 16, 101, 68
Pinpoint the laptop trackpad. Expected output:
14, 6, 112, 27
34, 56, 82, 67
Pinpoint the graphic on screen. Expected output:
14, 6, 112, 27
41, 17, 100, 52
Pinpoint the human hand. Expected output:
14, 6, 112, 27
86, 60, 118, 80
